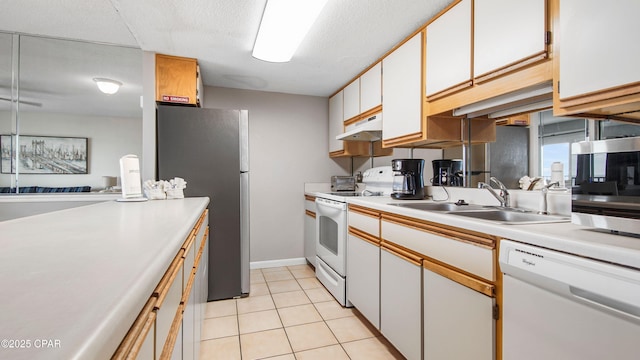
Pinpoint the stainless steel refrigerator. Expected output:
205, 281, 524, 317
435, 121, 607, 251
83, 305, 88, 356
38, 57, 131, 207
156, 105, 249, 301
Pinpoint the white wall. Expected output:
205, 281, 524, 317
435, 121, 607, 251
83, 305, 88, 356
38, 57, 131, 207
1, 111, 141, 189
204, 86, 345, 262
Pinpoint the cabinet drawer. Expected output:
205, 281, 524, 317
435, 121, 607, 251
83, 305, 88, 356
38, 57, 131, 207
381, 219, 495, 281
155, 256, 184, 358
348, 211, 379, 237
305, 198, 316, 213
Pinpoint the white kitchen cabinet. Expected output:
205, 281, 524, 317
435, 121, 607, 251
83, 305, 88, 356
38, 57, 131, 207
380, 246, 422, 360
425, 0, 472, 97
360, 62, 382, 113
382, 32, 423, 144
329, 91, 345, 154
558, 0, 640, 100
343, 79, 360, 122
304, 196, 316, 267
423, 264, 495, 360
347, 233, 380, 328
474, 0, 546, 81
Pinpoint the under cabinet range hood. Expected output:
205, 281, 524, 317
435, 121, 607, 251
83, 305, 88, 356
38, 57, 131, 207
336, 113, 382, 141
453, 82, 553, 119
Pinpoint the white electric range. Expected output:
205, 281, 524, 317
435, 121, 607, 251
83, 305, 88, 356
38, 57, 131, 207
314, 166, 394, 306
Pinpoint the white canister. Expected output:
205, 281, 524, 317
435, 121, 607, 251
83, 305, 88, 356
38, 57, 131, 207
550, 162, 564, 185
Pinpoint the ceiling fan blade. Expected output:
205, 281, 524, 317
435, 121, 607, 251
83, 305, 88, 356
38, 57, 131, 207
0, 97, 43, 107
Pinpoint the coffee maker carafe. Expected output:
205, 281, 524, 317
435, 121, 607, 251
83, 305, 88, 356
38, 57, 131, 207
391, 159, 425, 200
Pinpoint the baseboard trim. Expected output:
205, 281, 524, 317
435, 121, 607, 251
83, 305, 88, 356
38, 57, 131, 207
250, 257, 308, 269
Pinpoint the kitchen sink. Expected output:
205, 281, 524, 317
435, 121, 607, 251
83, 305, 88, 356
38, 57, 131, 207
389, 202, 489, 212
449, 210, 570, 224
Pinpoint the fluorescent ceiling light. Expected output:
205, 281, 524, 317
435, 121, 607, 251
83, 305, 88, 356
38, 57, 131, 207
93, 78, 122, 94
252, 0, 328, 62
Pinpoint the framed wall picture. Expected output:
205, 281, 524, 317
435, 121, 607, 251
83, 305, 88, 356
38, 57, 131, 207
0, 135, 88, 174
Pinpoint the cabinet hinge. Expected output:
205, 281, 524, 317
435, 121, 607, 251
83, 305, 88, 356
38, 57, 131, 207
545, 31, 552, 45
492, 304, 499, 320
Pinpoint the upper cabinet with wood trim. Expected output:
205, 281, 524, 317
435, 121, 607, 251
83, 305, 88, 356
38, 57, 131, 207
554, 0, 640, 122
343, 79, 360, 122
360, 62, 382, 114
474, 0, 547, 83
425, 0, 472, 99
156, 54, 202, 106
382, 32, 424, 145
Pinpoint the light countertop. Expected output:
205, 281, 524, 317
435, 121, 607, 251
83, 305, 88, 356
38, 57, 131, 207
308, 190, 640, 270
0, 197, 209, 359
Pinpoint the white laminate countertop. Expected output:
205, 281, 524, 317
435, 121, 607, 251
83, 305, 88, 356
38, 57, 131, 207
0, 197, 209, 360
308, 191, 640, 270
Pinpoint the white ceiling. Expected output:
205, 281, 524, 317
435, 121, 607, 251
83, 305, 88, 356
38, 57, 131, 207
0, 0, 453, 98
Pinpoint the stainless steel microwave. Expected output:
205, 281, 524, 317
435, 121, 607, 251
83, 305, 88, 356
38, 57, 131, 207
571, 136, 640, 235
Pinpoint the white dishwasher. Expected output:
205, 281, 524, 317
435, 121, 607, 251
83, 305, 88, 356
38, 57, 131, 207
499, 240, 640, 360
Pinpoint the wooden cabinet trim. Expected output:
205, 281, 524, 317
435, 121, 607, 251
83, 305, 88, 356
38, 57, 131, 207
428, 60, 552, 116
348, 204, 381, 218
112, 296, 156, 359
159, 304, 185, 360
558, 82, 640, 108
381, 212, 497, 249
126, 310, 156, 360
423, 258, 495, 297
154, 254, 185, 309
381, 241, 423, 266
304, 195, 316, 202
426, 80, 473, 102
382, 132, 424, 147
305, 210, 316, 218
475, 51, 548, 84
349, 226, 380, 246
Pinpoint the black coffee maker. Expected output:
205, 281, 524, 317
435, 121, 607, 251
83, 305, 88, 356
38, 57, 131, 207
391, 159, 425, 200
432, 159, 463, 186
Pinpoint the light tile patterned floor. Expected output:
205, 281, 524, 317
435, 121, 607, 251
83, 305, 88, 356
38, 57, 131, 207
199, 264, 404, 360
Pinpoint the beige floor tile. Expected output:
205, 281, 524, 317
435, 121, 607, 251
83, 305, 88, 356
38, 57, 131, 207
238, 309, 282, 334
264, 270, 295, 282
250, 272, 266, 284
250, 269, 262, 276
267, 279, 302, 294
295, 344, 351, 360
341, 336, 405, 360
240, 328, 292, 360
249, 282, 270, 296
326, 315, 378, 343
199, 336, 241, 360
290, 267, 316, 279
204, 298, 237, 318
278, 304, 323, 327
313, 300, 355, 320
202, 315, 239, 340
287, 264, 312, 271
261, 266, 289, 273
264, 354, 295, 360
272, 290, 311, 308
304, 287, 335, 303
284, 321, 338, 352
237, 294, 275, 314
297, 277, 322, 290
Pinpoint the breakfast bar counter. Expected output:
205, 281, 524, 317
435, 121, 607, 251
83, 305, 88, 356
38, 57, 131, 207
0, 197, 209, 359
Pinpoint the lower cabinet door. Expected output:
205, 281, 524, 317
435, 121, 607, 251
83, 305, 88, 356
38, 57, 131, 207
346, 234, 380, 328
380, 248, 422, 360
424, 268, 495, 360
304, 212, 316, 267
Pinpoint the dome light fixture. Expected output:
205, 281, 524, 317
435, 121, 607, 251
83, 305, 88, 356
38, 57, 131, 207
93, 78, 122, 95
252, 0, 328, 63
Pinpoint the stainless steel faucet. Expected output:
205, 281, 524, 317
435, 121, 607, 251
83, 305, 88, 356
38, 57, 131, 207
478, 177, 510, 207
538, 181, 560, 215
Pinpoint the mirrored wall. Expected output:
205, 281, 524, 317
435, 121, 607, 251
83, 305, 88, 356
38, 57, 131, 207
0, 33, 143, 194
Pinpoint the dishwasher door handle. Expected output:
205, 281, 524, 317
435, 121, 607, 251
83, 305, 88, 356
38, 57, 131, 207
570, 286, 640, 321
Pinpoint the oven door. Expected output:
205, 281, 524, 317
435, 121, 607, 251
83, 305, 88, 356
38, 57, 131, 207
315, 197, 347, 277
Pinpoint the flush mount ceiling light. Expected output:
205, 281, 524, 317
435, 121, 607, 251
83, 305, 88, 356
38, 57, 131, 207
93, 78, 122, 95
252, 0, 328, 62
